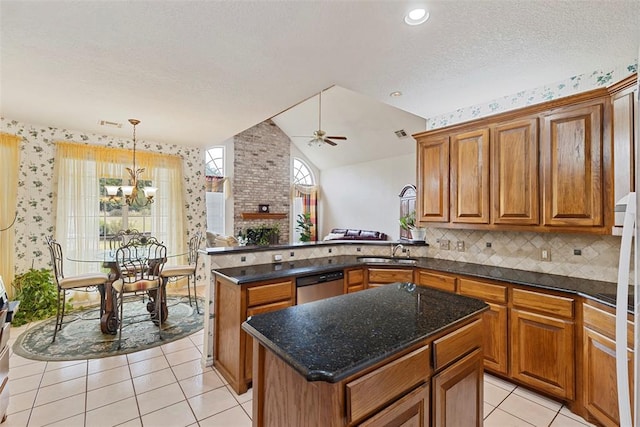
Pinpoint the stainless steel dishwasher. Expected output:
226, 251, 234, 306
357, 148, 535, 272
296, 270, 344, 304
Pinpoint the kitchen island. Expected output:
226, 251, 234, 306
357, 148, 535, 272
242, 283, 488, 426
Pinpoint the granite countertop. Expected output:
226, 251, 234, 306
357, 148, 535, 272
213, 255, 627, 311
242, 284, 488, 383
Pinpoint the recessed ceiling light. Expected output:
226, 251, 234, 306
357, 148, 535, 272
404, 8, 429, 26
390, 91, 403, 97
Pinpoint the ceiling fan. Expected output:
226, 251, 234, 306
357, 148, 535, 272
293, 91, 347, 147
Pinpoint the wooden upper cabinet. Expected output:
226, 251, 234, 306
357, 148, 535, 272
491, 118, 539, 225
541, 101, 604, 227
451, 128, 490, 224
417, 135, 449, 222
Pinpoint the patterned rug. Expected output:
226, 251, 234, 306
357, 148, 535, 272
13, 295, 204, 361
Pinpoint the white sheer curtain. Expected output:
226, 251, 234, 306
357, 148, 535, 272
54, 142, 187, 275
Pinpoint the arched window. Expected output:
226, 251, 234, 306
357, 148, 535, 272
206, 146, 224, 177
205, 146, 226, 234
293, 158, 315, 185
292, 158, 317, 242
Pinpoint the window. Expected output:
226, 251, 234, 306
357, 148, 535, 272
99, 178, 152, 244
293, 158, 314, 185
206, 147, 224, 177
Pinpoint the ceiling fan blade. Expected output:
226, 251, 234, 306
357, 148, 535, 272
291, 135, 314, 138
326, 136, 347, 140
324, 139, 338, 146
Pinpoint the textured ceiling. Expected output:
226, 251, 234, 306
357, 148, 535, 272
1, 1, 639, 170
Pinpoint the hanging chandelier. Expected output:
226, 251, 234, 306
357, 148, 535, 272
105, 119, 157, 207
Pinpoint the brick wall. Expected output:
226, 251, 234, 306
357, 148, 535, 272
233, 120, 291, 243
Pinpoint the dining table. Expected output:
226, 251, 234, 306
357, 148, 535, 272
68, 248, 186, 334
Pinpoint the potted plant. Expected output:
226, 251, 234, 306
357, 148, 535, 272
296, 213, 313, 242
11, 268, 65, 327
399, 210, 426, 241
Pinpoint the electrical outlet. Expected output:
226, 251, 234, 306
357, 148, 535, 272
439, 239, 450, 250
574, 249, 582, 256
541, 249, 550, 261
456, 241, 465, 252
273, 254, 283, 262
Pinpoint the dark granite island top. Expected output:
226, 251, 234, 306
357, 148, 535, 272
242, 283, 488, 383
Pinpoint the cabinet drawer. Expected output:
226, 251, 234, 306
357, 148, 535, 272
346, 269, 364, 286
246, 280, 293, 307
583, 302, 633, 345
512, 288, 574, 319
247, 300, 292, 317
417, 271, 456, 293
433, 319, 483, 370
346, 345, 430, 424
458, 278, 507, 304
368, 268, 414, 284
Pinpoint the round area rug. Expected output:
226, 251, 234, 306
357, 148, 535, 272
13, 295, 204, 361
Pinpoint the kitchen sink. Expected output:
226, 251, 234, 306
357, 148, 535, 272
357, 256, 418, 265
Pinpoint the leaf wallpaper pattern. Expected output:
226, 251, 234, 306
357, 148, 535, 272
1, 117, 207, 277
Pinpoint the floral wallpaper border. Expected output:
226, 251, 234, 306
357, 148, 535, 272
1, 117, 207, 279
427, 59, 638, 130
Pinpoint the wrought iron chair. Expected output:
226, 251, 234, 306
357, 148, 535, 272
46, 236, 109, 343
161, 231, 203, 313
112, 236, 167, 349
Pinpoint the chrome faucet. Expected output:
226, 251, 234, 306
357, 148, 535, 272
392, 243, 404, 258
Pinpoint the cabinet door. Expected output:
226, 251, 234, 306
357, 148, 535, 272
416, 270, 457, 293
613, 87, 637, 228
358, 384, 429, 427
345, 268, 365, 293
492, 118, 539, 225
583, 327, 633, 427
417, 135, 449, 222
541, 101, 604, 227
451, 128, 490, 224
482, 303, 508, 375
432, 348, 484, 427
511, 308, 574, 400
367, 268, 414, 287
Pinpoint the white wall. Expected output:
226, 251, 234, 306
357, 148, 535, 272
320, 153, 416, 240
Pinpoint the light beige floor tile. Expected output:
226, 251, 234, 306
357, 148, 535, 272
484, 408, 535, 427
188, 386, 238, 421
7, 390, 37, 415
161, 337, 196, 354
141, 400, 196, 427
9, 373, 42, 395
171, 358, 212, 381
45, 359, 86, 372
559, 407, 597, 426
485, 373, 518, 392
88, 354, 129, 374
179, 371, 225, 398
44, 413, 85, 427
198, 405, 252, 427
87, 364, 132, 391
550, 413, 594, 426
164, 347, 202, 366
241, 401, 252, 420
116, 417, 143, 427
484, 402, 496, 419
34, 376, 86, 406
133, 367, 177, 394
9, 355, 40, 368
11, 361, 46, 380
196, 344, 204, 354
137, 382, 186, 415
499, 393, 559, 426
126, 346, 163, 364
484, 381, 512, 407
227, 385, 252, 404
212, 367, 229, 385
2, 408, 30, 427
86, 396, 141, 427
27, 393, 86, 427
40, 362, 87, 387
86, 379, 135, 411
512, 386, 563, 412
128, 355, 169, 378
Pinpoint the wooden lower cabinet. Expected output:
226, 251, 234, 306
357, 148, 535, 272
416, 270, 457, 293
358, 384, 429, 427
432, 348, 484, 427
214, 275, 294, 394
510, 308, 574, 400
367, 268, 414, 288
582, 301, 634, 426
345, 267, 365, 293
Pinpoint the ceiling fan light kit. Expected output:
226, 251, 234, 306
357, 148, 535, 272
296, 90, 348, 148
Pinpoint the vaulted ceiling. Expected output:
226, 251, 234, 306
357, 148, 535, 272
1, 1, 638, 170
